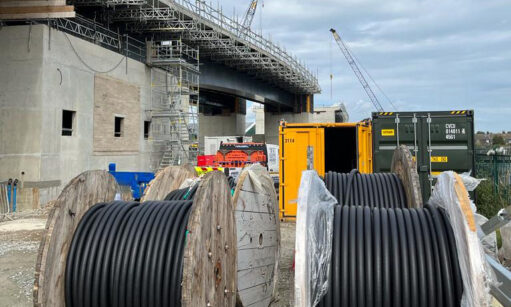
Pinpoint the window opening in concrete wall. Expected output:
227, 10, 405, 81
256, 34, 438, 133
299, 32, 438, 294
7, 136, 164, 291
144, 121, 151, 139
62, 110, 75, 136
115, 116, 124, 137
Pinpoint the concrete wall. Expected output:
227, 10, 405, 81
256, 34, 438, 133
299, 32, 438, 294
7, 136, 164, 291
0, 24, 157, 210
198, 113, 245, 148
264, 111, 312, 145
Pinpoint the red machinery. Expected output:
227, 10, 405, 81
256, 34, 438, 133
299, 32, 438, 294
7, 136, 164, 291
213, 142, 268, 168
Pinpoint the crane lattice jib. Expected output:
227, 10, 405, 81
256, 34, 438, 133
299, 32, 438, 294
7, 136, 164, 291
242, 1, 258, 31
330, 28, 384, 112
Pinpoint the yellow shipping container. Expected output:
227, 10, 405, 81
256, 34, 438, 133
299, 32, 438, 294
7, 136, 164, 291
279, 121, 373, 219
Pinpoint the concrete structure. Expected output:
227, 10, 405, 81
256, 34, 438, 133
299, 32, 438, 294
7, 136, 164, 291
311, 104, 349, 123
0, 24, 160, 210
253, 104, 350, 145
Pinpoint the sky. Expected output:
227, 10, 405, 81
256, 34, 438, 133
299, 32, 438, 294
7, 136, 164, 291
218, 0, 511, 132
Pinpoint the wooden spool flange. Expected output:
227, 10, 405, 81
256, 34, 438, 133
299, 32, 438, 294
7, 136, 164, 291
141, 164, 196, 202
33, 170, 121, 306
391, 145, 423, 208
181, 170, 237, 307
232, 164, 280, 307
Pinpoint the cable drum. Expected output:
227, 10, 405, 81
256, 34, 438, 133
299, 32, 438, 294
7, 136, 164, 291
65, 200, 193, 307
37, 171, 236, 307
324, 170, 408, 208
318, 204, 463, 307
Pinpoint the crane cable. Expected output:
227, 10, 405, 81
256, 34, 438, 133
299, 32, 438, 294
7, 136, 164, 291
65, 200, 193, 307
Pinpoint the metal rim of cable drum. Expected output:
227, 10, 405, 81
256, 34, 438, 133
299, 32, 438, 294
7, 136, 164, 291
391, 145, 423, 208
232, 164, 280, 307
33, 170, 124, 306
141, 164, 197, 202
318, 204, 463, 307
34, 170, 237, 307
324, 170, 408, 209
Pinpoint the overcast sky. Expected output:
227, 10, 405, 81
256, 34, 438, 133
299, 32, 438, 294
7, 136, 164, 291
219, 0, 511, 132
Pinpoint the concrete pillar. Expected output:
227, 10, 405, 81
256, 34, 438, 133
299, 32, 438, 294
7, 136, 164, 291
198, 113, 246, 148
264, 111, 312, 145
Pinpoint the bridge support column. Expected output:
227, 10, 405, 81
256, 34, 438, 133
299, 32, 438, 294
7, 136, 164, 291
264, 110, 312, 145
199, 98, 246, 149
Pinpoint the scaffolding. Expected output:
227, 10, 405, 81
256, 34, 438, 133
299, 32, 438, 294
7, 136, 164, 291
148, 40, 199, 169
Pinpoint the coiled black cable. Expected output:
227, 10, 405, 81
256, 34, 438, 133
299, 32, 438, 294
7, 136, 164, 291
164, 175, 235, 201
65, 200, 193, 307
164, 184, 199, 200
324, 170, 407, 208
318, 204, 463, 307
227, 176, 236, 189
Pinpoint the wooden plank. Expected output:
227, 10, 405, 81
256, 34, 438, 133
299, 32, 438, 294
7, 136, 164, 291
232, 164, 280, 307
237, 264, 276, 290
141, 164, 196, 201
181, 171, 237, 307
0, 5, 73, 13
0, 184, 8, 214
0, 10, 73, 18
33, 170, 120, 307
0, 1, 66, 8
391, 145, 423, 208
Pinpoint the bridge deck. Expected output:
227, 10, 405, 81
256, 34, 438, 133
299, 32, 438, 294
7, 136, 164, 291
73, 0, 321, 95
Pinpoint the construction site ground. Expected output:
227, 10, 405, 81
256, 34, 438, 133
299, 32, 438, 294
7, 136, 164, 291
0, 212, 296, 307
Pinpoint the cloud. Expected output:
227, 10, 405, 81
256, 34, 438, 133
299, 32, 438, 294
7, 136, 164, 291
218, 0, 511, 131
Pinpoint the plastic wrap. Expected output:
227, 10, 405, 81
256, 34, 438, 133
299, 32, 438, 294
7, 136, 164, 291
178, 177, 201, 189
474, 213, 498, 260
429, 171, 494, 307
459, 171, 485, 192
295, 170, 337, 307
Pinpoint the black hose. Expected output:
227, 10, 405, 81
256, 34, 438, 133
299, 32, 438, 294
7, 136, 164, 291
164, 184, 199, 201
318, 204, 463, 307
324, 170, 407, 208
65, 200, 193, 307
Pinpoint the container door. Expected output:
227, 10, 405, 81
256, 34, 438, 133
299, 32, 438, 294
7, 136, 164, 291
419, 113, 474, 200
373, 114, 421, 172
280, 128, 324, 218
357, 123, 373, 173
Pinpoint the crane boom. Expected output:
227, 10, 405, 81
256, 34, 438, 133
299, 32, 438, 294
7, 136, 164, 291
241, 0, 258, 33
330, 28, 384, 112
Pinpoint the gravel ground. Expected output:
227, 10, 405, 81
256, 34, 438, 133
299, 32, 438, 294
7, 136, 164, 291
271, 222, 295, 307
0, 213, 47, 307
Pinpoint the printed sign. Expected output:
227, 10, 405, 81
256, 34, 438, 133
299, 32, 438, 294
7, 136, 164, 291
431, 156, 448, 163
381, 129, 395, 136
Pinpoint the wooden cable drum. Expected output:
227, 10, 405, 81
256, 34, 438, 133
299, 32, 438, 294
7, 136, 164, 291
33, 170, 121, 306
391, 145, 423, 208
181, 171, 237, 306
232, 164, 280, 307
35, 170, 236, 307
141, 164, 197, 202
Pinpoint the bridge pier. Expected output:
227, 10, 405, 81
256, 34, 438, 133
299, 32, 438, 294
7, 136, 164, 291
264, 110, 312, 145
198, 96, 246, 148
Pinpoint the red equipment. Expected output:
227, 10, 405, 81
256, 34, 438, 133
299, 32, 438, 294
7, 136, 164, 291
214, 142, 268, 168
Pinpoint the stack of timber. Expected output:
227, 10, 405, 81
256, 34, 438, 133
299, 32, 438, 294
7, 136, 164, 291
0, 0, 74, 19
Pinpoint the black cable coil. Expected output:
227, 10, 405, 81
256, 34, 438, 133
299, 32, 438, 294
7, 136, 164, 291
318, 204, 463, 307
65, 200, 193, 307
324, 170, 407, 208
164, 184, 199, 201
227, 176, 236, 190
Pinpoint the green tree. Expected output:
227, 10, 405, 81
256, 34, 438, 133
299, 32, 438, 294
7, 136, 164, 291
492, 135, 506, 146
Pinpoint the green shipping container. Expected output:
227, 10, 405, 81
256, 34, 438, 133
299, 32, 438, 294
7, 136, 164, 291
372, 110, 475, 202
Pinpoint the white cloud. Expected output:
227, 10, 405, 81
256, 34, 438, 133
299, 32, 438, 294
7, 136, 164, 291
218, 0, 511, 131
